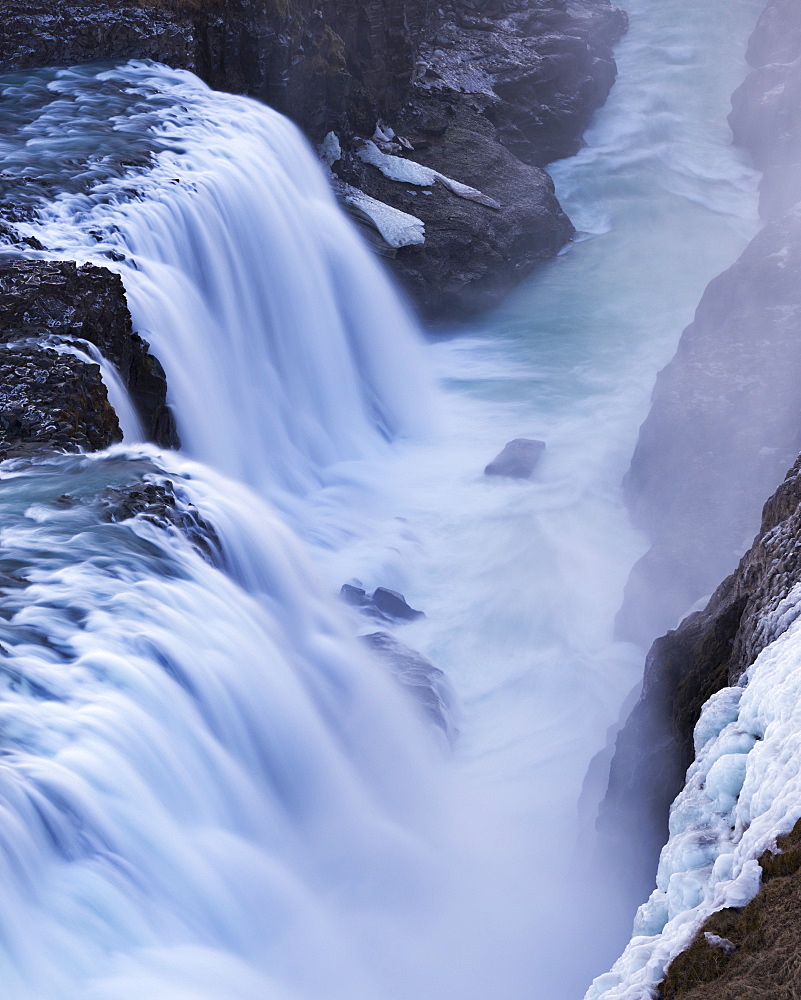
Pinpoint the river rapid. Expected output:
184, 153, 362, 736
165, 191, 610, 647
0, 0, 764, 996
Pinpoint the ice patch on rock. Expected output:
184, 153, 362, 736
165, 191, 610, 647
332, 179, 425, 248
356, 140, 502, 210
587, 590, 801, 999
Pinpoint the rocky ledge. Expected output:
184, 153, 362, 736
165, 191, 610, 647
0, 258, 177, 459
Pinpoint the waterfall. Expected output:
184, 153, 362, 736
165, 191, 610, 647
4, 61, 431, 505
0, 0, 769, 992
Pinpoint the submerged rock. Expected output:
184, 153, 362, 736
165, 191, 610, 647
484, 437, 545, 478
99, 479, 221, 564
361, 630, 456, 741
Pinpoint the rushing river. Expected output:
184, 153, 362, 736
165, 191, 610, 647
0, 0, 764, 996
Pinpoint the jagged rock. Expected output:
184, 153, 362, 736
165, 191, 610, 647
0, 344, 119, 460
729, 0, 801, 220
484, 437, 545, 478
603, 450, 801, 913
0, 258, 178, 455
340, 583, 424, 622
361, 630, 456, 740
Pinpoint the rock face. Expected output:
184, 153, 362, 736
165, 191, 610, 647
341, 583, 424, 622
99, 478, 221, 563
361, 631, 456, 741
0, 258, 177, 458
335, 0, 626, 318
602, 454, 801, 901
617, 0, 801, 647
618, 207, 801, 646
603, 0, 801, 924
0, 0, 626, 322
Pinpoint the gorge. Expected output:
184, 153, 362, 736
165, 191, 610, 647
0, 0, 800, 998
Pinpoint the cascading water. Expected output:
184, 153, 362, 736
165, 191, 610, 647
2, 61, 430, 510
0, 0, 768, 995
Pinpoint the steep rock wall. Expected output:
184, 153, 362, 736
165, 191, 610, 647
599, 0, 801, 980
617, 0, 801, 646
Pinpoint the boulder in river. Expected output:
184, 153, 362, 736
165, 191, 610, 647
484, 438, 545, 479
340, 583, 424, 622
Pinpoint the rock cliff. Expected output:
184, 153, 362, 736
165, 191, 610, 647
600, 0, 801, 986
617, 0, 801, 646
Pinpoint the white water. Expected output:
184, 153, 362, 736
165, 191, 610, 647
0, 0, 766, 996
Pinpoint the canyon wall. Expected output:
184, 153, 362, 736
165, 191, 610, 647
599, 3, 801, 994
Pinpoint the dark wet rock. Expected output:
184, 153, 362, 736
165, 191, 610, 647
98, 478, 221, 563
604, 0, 801, 915
617, 0, 801, 647
333, 0, 625, 319
372, 586, 424, 621
0, 0, 195, 75
340, 583, 424, 622
361, 630, 456, 741
339, 102, 574, 320
484, 437, 545, 478
0, 258, 178, 453
0, 343, 119, 460
415, 0, 627, 169
603, 450, 801, 912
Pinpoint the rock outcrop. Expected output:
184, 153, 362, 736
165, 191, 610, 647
0, 258, 177, 458
602, 452, 801, 901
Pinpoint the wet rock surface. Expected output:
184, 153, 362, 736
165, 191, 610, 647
99, 478, 221, 563
730, 0, 801, 220
602, 453, 801, 914
605, 0, 801, 925
618, 0, 801, 649
334, 0, 625, 319
0, 258, 178, 457
617, 205, 801, 646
